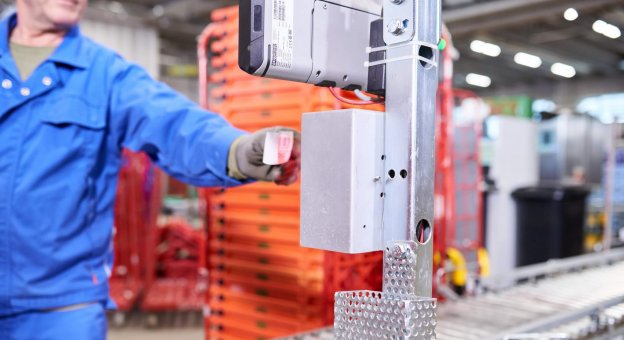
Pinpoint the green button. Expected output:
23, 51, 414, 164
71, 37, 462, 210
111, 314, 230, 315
438, 38, 447, 51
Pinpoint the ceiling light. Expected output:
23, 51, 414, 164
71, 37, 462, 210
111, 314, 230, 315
514, 52, 542, 68
107, 1, 126, 14
593, 20, 622, 39
466, 73, 492, 88
563, 8, 578, 21
551, 63, 576, 78
470, 40, 502, 57
152, 5, 165, 17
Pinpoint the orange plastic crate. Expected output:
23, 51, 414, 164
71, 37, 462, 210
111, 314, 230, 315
210, 39, 237, 55
210, 221, 299, 242
210, 6, 239, 22
210, 53, 237, 69
212, 190, 300, 210
215, 182, 301, 195
210, 231, 298, 248
211, 268, 323, 292
210, 68, 254, 84
211, 210, 299, 226
208, 325, 288, 340
209, 300, 321, 329
213, 310, 322, 333
210, 277, 322, 302
224, 107, 302, 126
211, 255, 322, 276
209, 236, 299, 256
211, 206, 300, 221
208, 329, 262, 340
211, 261, 324, 290
211, 244, 323, 269
210, 239, 317, 261
223, 120, 301, 132
214, 94, 335, 113
213, 81, 311, 99
209, 286, 323, 315
211, 36, 238, 54
210, 315, 296, 340
210, 258, 323, 282
210, 49, 238, 68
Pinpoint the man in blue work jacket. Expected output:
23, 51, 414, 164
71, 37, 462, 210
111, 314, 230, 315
0, 0, 301, 338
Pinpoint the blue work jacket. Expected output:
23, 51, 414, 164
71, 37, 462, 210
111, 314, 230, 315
0, 14, 247, 316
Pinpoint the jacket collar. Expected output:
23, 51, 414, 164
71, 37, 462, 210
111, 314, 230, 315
0, 13, 88, 69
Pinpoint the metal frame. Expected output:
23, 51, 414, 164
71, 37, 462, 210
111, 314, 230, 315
380, 0, 440, 295
332, 0, 441, 338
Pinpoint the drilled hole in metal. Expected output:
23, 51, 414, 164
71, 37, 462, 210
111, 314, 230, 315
416, 219, 432, 244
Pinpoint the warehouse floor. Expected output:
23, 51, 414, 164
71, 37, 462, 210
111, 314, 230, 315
109, 328, 203, 340
106, 312, 204, 340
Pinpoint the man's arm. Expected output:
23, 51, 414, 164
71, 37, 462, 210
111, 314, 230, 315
110, 59, 250, 187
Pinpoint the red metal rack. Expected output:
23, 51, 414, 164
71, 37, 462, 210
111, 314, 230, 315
110, 151, 161, 311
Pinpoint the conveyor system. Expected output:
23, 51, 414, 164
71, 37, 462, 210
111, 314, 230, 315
278, 250, 624, 340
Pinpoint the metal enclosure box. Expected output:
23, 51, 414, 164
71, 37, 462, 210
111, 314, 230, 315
300, 109, 384, 253
539, 114, 608, 186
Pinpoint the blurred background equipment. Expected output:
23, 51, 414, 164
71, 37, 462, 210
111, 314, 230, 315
483, 116, 539, 278
512, 185, 589, 266
539, 114, 608, 186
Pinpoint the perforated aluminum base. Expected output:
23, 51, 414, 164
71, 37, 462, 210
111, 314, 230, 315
383, 242, 420, 296
333, 241, 437, 339
334, 291, 437, 339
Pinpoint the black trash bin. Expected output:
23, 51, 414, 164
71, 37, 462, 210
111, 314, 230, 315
512, 186, 590, 267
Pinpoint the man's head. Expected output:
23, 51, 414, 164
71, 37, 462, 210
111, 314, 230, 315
17, 0, 87, 30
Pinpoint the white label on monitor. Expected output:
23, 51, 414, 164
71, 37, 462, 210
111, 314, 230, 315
271, 0, 294, 69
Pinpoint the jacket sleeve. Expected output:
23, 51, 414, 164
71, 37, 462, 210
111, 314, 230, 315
109, 59, 250, 187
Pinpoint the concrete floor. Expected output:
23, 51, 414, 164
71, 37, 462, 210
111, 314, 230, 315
106, 311, 204, 340
108, 328, 203, 340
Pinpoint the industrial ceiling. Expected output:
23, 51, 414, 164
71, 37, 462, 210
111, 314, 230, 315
1, 0, 623, 91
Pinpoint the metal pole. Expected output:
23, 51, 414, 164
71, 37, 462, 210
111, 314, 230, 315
604, 123, 616, 250
382, 0, 441, 297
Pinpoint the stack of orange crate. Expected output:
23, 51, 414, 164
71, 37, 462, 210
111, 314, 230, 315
204, 6, 383, 340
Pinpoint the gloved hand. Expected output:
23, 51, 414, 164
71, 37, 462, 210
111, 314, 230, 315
227, 127, 301, 185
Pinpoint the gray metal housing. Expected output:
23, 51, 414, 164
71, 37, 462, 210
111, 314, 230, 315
248, 0, 380, 90
539, 114, 608, 186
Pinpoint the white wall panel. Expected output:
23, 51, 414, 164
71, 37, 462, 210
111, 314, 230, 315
81, 19, 160, 79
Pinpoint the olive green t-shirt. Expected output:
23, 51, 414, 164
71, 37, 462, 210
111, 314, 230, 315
9, 42, 57, 81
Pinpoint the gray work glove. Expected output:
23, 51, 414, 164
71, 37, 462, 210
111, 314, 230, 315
227, 127, 301, 186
